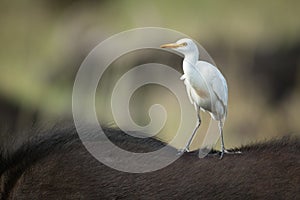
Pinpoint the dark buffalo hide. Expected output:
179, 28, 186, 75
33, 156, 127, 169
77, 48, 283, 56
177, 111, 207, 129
0, 125, 299, 200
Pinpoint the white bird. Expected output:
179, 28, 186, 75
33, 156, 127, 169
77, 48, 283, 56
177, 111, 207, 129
161, 38, 238, 159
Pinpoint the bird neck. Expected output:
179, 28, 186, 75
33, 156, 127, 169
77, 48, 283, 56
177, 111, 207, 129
183, 52, 199, 66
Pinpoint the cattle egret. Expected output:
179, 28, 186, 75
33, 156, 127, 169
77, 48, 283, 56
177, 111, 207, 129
161, 38, 239, 159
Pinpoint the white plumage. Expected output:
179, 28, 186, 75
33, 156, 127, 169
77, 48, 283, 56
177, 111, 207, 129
161, 38, 236, 158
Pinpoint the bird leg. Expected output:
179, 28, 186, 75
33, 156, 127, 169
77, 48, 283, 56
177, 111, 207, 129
218, 121, 242, 159
219, 121, 225, 159
177, 107, 201, 155
186, 112, 201, 151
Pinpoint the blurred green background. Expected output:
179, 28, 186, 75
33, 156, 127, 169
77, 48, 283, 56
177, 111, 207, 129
1, 0, 300, 149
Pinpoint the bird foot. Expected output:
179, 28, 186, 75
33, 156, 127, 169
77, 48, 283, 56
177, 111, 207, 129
177, 147, 190, 156
224, 149, 242, 154
219, 149, 242, 159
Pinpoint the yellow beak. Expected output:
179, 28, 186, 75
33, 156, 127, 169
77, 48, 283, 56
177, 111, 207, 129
160, 43, 184, 48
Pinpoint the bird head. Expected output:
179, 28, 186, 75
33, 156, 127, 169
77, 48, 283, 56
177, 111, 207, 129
160, 38, 199, 59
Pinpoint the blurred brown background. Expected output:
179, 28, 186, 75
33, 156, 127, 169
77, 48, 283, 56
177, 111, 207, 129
0, 0, 300, 148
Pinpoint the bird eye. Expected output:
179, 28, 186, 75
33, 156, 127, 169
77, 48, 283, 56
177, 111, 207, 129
182, 42, 187, 46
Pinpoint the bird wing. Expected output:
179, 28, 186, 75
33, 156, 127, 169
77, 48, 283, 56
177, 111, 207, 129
195, 61, 228, 117
211, 72, 228, 118
184, 79, 195, 105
